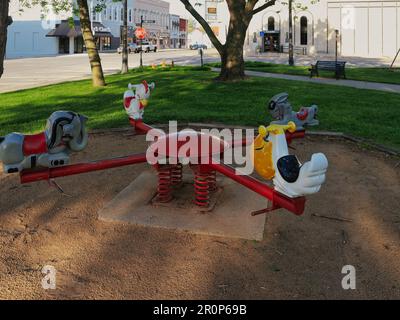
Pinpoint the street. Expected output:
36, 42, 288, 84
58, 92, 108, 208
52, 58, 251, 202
0, 49, 390, 93
0, 49, 220, 93
1, 48, 396, 94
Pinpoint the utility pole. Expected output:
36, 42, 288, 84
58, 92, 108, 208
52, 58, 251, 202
121, 0, 128, 73
288, 0, 294, 66
140, 15, 143, 68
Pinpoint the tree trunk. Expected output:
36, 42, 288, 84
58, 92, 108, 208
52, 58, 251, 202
217, 1, 249, 81
0, 0, 11, 79
219, 36, 246, 81
121, 0, 128, 74
180, 0, 276, 81
77, 0, 106, 87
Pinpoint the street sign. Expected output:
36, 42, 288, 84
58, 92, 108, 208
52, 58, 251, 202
135, 27, 147, 40
143, 20, 155, 24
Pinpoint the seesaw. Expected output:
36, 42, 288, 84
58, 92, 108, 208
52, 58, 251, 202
0, 81, 328, 216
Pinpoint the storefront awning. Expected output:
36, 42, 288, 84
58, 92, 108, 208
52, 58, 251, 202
46, 20, 113, 38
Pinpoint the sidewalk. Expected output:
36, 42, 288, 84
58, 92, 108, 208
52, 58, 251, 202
211, 68, 400, 94
245, 52, 398, 68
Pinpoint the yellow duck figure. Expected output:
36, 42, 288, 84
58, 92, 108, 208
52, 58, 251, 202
252, 121, 328, 198
252, 125, 275, 180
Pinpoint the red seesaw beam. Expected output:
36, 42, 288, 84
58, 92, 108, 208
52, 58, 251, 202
129, 119, 163, 136
207, 162, 306, 215
20, 153, 148, 184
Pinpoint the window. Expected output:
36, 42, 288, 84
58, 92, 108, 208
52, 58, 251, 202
300, 16, 308, 45
267, 17, 275, 31
121, 8, 123, 21
108, 8, 112, 20
114, 7, 117, 21
129, 9, 132, 23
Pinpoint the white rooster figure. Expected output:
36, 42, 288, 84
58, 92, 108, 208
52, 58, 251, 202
254, 121, 328, 198
123, 80, 155, 120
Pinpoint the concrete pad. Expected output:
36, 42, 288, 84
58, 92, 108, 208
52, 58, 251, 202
98, 171, 268, 240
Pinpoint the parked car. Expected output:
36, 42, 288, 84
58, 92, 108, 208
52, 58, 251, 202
189, 44, 207, 50
117, 43, 140, 54
140, 41, 157, 53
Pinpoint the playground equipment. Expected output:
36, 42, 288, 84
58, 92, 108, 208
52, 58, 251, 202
123, 80, 155, 120
268, 92, 319, 130
0, 111, 88, 174
0, 82, 328, 217
253, 122, 327, 197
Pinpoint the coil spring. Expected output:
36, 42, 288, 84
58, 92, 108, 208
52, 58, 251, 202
156, 165, 173, 202
207, 170, 217, 192
194, 171, 211, 207
171, 163, 183, 186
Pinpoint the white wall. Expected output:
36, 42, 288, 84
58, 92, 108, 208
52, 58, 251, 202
6, 21, 59, 58
247, 0, 399, 58
6, 0, 69, 58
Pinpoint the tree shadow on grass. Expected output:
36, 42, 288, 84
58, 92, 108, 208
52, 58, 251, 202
1, 68, 399, 148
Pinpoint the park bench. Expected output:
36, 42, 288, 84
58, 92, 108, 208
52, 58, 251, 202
310, 60, 347, 80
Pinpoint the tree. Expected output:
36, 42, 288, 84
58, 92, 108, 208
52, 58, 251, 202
14, 1, 106, 87
181, 0, 277, 81
0, 0, 12, 79
121, 0, 128, 73
92, 1, 128, 74
76, 0, 106, 86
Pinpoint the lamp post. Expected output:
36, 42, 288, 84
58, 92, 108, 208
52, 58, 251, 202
335, 29, 339, 64
140, 15, 143, 68
288, 0, 294, 66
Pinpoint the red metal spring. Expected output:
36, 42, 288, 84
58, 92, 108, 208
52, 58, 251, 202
171, 163, 183, 186
156, 165, 173, 202
194, 171, 211, 207
207, 170, 217, 192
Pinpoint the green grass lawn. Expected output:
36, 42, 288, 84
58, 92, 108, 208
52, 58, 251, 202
1, 66, 399, 149
208, 61, 400, 85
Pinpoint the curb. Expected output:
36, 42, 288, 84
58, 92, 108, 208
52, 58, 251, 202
88, 123, 400, 157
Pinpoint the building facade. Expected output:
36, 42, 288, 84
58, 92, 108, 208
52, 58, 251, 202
169, 14, 180, 48
247, 0, 400, 58
187, 0, 227, 49
185, 0, 399, 58
6, 0, 175, 58
6, 0, 70, 58
90, 0, 171, 49
179, 18, 188, 48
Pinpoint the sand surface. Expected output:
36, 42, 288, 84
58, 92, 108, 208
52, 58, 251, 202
0, 131, 399, 299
